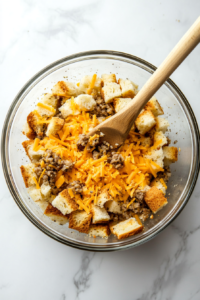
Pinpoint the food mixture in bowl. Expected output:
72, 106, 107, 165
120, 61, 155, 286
20, 73, 178, 240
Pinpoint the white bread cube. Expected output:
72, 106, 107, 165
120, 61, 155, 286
44, 203, 69, 225
36, 200, 49, 212
22, 122, 36, 140
46, 117, 64, 137
59, 99, 79, 118
20, 163, 37, 188
37, 104, 56, 117
163, 146, 178, 166
145, 96, 164, 116
52, 189, 78, 215
22, 140, 44, 162
140, 137, 152, 147
91, 204, 110, 224
79, 75, 102, 94
101, 82, 122, 103
153, 131, 168, 148
150, 178, 167, 195
96, 191, 112, 208
155, 117, 169, 133
88, 224, 110, 238
113, 98, 132, 113
69, 210, 92, 233
52, 81, 78, 97
74, 94, 96, 111
105, 200, 122, 214
27, 111, 46, 138
144, 186, 168, 214
135, 110, 156, 134
40, 183, 51, 198
118, 79, 138, 98
110, 217, 143, 240
101, 74, 117, 85
28, 186, 41, 202
145, 148, 164, 168
41, 93, 60, 108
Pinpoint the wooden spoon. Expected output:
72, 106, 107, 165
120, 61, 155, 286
88, 17, 200, 147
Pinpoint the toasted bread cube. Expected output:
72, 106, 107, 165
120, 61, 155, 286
22, 140, 44, 162
118, 79, 138, 98
27, 111, 46, 137
113, 98, 132, 113
163, 146, 178, 166
69, 210, 92, 233
140, 136, 152, 147
101, 82, 122, 103
37, 200, 49, 212
145, 96, 164, 116
20, 163, 37, 188
52, 189, 78, 215
91, 204, 110, 224
155, 117, 169, 133
145, 148, 164, 168
52, 81, 78, 97
41, 93, 60, 109
28, 186, 41, 201
150, 178, 167, 195
88, 224, 110, 238
74, 94, 96, 111
110, 217, 143, 240
37, 103, 56, 117
96, 191, 112, 208
144, 186, 168, 214
46, 117, 64, 137
40, 183, 51, 198
153, 131, 168, 148
135, 110, 156, 135
22, 122, 36, 140
101, 74, 117, 85
79, 75, 102, 94
59, 99, 79, 118
44, 203, 69, 225
105, 200, 122, 214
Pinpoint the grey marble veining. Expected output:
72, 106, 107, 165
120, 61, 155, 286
0, 0, 200, 299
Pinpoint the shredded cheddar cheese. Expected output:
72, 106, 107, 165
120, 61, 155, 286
33, 176, 40, 189
55, 175, 65, 188
87, 74, 97, 95
33, 138, 40, 151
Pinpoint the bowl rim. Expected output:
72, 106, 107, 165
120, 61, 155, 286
1, 50, 200, 251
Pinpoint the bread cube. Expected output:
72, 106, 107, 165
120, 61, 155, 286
155, 117, 169, 133
145, 148, 164, 168
44, 203, 69, 225
41, 93, 60, 109
52, 189, 78, 215
150, 178, 167, 195
118, 79, 138, 98
22, 140, 44, 162
28, 186, 41, 201
40, 183, 52, 198
20, 163, 37, 188
46, 117, 64, 137
105, 200, 122, 214
145, 96, 164, 116
27, 111, 46, 137
52, 81, 78, 97
37, 103, 56, 117
101, 74, 117, 85
59, 99, 79, 118
101, 82, 122, 103
110, 217, 143, 240
144, 186, 168, 213
140, 136, 152, 147
163, 146, 178, 166
74, 94, 96, 111
69, 210, 92, 233
79, 75, 102, 94
91, 204, 110, 224
153, 131, 168, 148
135, 110, 156, 134
22, 122, 36, 140
113, 98, 132, 113
96, 191, 112, 208
88, 224, 110, 238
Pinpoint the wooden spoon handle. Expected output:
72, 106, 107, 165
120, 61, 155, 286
118, 16, 200, 135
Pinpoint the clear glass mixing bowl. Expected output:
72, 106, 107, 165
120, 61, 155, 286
1, 51, 199, 251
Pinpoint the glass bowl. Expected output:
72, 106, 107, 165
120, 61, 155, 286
1, 50, 199, 251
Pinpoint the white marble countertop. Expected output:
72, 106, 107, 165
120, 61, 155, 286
1, 0, 200, 299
